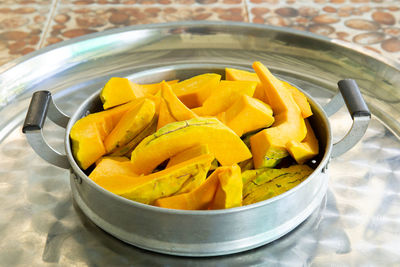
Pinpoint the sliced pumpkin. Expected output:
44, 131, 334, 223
93, 153, 214, 204
139, 80, 179, 95
225, 67, 313, 118
70, 99, 145, 170
95, 156, 129, 166
191, 106, 205, 116
157, 81, 198, 129
90, 158, 138, 182
171, 73, 221, 108
157, 99, 176, 130
209, 164, 242, 210
168, 144, 213, 194
225, 67, 266, 102
281, 81, 313, 119
250, 62, 306, 168
166, 144, 210, 168
155, 165, 241, 210
104, 98, 155, 153
242, 165, 313, 205
70, 122, 106, 170
100, 77, 145, 110
130, 117, 252, 175
198, 80, 257, 116
110, 114, 158, 157
287, 119, 319, 164
217, 94, 274, 136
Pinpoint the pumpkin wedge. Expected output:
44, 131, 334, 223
154, 166, 220, 210
90, 158, 138, 182
157, 99, 176, 130
225, 67, 313, 118
80, 98, 146, 141
95, 156, 129, 166
250, 62, 307, 168
281, 81, 313, 118
101, 98, 150, 127
217, 94, 274, 136
70, 122, 106, 170
165, 144, 216, 194
70, 99, 145, 169
130, 117, 252, 175
191, 107, 205, 116
104, 98, 155, 153
209, 164, 242, 210
155, 165, 241, 210
72, 114, 112, 143
168, 144, 213, 194
166, 144, 210, 168
157, 81, 198, 129
242, 165, 313, 205
110, 114, 158, 157
171, 73, 221, 108
287, 119, 319, 164
139, 80, 179, 95
100, 77, 145, 110
93, 153, 214, 204
225, 67, 266, 102
198, 80, 257, 116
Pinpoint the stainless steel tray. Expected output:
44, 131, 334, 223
1, 22, 400, 265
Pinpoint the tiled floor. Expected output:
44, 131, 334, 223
0, 0, 399, 66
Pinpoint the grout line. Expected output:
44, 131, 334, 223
38, 0, 60, 49
243, 0, 251, 23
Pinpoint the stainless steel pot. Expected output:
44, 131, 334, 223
22, 64, 370, 257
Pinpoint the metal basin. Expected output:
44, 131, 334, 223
22, 62, 370, 256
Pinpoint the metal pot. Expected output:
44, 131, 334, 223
22, 64, 370, 257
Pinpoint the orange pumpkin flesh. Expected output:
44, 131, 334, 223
250, 62, 307, 168
130, 117, 252, 175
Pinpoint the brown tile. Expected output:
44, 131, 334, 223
247, 0, 400, 61
372, 11, 396, 25
0, 0, 51, 4
323, 6, 337, 13
345, 19, 380, 31
264, 15, 292, 26
251, 7, 270, 16
275, 7, 299, 17
43, 5, 248, 46
384, 27, 400, 37
0, 5, 49, 66
249, 0, 278, 3
298, 6, 319, 18
381, 37, 400, 52
60, 0, 244, 4
312, 14, 340, 24
307, 23, 335, 35
363, 45, 381, 54
336, 31, 349, 40
352, 31, 385, 45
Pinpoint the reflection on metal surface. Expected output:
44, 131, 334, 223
0, 22, 399, 265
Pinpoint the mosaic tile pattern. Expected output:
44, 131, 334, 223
247, 0, 400, 60
60, 0, 244, 4
0, 0, 399, 66
44, 5, 247, 45
0, 5, 50, 66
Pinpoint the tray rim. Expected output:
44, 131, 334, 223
1, 21, 400, 75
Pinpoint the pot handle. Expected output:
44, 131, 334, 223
324, 79, 371, 158
22, 91, 71, 169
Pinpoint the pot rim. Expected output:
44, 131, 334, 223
64, 63, 333, 216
